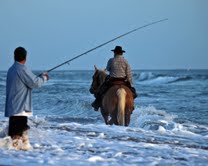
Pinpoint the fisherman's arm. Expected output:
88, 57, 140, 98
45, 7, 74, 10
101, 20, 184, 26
19, 67, 49, 88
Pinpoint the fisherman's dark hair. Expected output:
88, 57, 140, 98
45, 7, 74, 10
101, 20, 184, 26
14, 47, 27, 62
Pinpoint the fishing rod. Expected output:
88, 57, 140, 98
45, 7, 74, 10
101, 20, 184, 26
46, 18, 168, 73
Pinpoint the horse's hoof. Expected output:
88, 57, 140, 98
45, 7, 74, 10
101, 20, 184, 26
108, 119, 114, 125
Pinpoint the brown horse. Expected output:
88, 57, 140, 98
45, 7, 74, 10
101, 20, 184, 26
90, 66, 134, 126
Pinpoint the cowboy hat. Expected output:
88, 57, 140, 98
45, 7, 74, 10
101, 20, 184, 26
111, 46, 125, 53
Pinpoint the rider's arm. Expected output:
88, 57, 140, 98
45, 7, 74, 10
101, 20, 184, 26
106, 58, 112, 72
125, 60, 133, 86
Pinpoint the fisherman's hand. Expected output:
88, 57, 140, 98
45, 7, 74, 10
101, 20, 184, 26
41, 72, 49, 81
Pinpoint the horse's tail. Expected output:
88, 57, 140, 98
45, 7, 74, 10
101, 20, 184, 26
116, 88, 127, 126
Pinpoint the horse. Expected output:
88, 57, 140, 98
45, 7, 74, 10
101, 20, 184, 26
90, 65, 134, 126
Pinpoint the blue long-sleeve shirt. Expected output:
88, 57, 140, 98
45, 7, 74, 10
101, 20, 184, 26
5, 62, 46, 117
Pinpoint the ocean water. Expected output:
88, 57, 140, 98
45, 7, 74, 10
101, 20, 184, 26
0, 70, 208, 165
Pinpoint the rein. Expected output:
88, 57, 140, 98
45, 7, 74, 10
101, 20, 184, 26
96, 71, 105, 89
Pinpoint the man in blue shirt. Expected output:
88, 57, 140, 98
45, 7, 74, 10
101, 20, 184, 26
5, 47, 49, 143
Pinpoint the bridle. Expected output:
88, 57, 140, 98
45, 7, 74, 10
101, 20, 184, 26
90, 70, 102, 94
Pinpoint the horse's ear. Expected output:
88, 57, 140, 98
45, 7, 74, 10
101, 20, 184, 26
94, 65, 98, 71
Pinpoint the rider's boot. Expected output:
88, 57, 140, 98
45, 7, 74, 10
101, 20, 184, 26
91, 98, 101, 111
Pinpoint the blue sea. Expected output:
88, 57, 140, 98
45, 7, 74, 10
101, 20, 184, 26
0, 70, 208, 165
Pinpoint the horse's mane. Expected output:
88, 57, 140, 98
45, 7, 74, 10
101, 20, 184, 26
97, 69, 107, 85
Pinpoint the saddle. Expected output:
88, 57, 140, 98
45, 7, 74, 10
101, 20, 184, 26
97, 76, 137, 99
111, 78, 127, 86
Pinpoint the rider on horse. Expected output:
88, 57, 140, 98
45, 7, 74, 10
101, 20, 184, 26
91, 46, 137, 111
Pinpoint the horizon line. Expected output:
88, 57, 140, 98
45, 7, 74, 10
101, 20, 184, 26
1, 68, 208, 72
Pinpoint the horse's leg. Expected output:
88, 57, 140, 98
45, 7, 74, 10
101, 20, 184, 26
101, 109, 109, 125
108, 110, 118, 125
113, 111, 118, 125
125, 109, 131, 126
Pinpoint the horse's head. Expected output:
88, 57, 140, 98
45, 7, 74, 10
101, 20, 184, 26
89, 65, 107, 94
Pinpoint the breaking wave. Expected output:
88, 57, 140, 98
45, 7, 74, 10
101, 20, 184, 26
135, 71, 207, 84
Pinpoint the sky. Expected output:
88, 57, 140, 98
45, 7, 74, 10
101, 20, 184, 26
0, 0, 208, 71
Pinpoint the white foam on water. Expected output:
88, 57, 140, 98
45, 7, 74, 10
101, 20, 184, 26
130, 106, 207, 138
136, 72, 193, 85
0, 121, 207, 165
130, 106, 175, 130
142, 76, 179, 85
138, 72, 155, 81
0, 137, 13, 149
0, 108, 207, 165
88, 156, 106, 162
